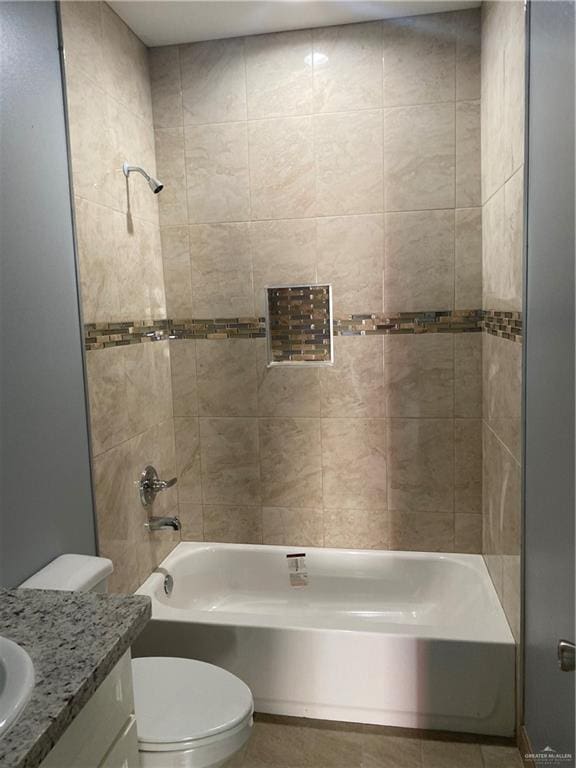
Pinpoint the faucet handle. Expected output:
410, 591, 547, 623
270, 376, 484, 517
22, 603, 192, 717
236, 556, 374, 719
139, 465, 178, 507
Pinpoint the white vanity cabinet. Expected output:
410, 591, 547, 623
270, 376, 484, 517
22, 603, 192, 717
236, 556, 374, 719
39, 651, 140, 768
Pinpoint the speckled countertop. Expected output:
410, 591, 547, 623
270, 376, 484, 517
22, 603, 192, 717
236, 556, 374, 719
0, 589, 151, 768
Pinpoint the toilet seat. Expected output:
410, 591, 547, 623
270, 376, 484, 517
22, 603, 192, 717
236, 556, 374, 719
132, 657, 253, 754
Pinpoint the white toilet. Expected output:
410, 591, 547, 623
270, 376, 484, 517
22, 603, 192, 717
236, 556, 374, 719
20, 554, 254, 768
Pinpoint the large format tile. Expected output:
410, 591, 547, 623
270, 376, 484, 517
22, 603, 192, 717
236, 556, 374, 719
259, 419, 323, 508
502, 0, 526, 181
203, 506, 262, 544
480, 3, 506, 203
179, 503, 203, 541
454, 512, 482, 554
184, 123, 250, 224
86, 347, 129, 456
196, 340, 258, 417
180, 38, 247, 125
324, 509, 389, 550
124, 341, 172, 436
189, 223, 254, 317
384, 334, 454, 418
455, 207, 482, 310
384, 103, 455, 211
60, 1, 103, 83
482, 186, 506, 309
454, 333, 482, 418
455, 418, 482, 515
455, 8, 481, 101
154, 126, 187, 226
389, 511, 454, 552
503, 167, 524, 312
382, 12, 455, 107
262, 507, 324, 547
149, 45, 183, 129
174, 417, 202, 504
483, 333, 521, 460
322, 419, 387, 509
170, 340, 198, 418
250, 219, 317, 315
317, 214, 384, 314
456, 100, 481, 207
245, 30, 313, 119
161, 226, 193, 317
384, 209, 454, 313
257, 341, 321, 418
320, 336, 384, 418
200, 418, 261, 506
315, 111, 383, 216
249, 116, 315, 220
313, 22, 383, 113
387, 419, 454, 512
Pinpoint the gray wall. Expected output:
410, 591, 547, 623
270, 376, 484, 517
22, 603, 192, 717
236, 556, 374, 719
523, 0, 575, 760
0, 1, 96, 587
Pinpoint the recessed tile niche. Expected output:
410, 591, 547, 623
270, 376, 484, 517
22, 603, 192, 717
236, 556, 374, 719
265, 284, 334, 366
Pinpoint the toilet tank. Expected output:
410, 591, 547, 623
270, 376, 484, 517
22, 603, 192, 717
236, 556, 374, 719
19, 554, 114, 593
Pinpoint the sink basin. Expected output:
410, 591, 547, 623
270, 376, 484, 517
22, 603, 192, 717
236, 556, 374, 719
0, 637, 35, 739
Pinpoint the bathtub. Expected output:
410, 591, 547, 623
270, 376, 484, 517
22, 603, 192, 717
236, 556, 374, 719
134, 542, 515, 737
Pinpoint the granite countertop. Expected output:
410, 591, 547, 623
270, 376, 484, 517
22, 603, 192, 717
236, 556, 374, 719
0, 588, 151, 768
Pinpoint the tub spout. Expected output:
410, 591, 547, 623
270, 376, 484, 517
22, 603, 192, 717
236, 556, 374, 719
146, 516, 181, 532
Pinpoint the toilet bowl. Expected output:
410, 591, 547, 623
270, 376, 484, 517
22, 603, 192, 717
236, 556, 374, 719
133, 657, 253, 768
20, 555, 254, 768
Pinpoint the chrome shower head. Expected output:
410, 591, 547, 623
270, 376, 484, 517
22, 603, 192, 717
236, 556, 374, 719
123, 162, 164, 194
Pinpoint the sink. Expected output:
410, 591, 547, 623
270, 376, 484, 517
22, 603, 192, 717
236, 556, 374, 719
0, 637, 35, 739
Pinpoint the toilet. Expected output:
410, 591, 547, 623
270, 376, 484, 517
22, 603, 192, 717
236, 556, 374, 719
20, 554, 253, 768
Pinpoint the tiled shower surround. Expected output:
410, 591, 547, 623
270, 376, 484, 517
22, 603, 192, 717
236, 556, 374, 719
61, 0, 524, 658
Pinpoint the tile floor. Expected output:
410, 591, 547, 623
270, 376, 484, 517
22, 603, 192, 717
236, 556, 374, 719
234, 715, 524, 768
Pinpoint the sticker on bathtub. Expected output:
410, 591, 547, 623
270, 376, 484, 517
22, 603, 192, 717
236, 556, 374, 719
286, 553, 308, 587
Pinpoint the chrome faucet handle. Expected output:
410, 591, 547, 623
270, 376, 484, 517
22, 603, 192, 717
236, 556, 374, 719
139, 465, 178, 507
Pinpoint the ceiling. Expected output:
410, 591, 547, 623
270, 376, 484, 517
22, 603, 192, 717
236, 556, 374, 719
109, 0, 480, 47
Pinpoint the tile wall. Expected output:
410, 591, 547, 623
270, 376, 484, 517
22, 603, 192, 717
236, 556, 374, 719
150, 10, 484, 554
480, 1, 525, 645
60, 2, 181, 593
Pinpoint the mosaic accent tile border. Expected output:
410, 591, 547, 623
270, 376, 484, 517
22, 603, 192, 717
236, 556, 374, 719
482, 310, 523, 342
266, 285, 333, 364
84, 310, 522, 350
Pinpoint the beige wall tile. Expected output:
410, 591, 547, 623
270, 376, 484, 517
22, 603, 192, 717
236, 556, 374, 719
263, 507, 324, 547
86, 347, 129, 456
482, 185, 507, 309
455, 418, 482, 515
196, 340, 258, 417
317, 214, 384, 313
189, 223, 254, 316
74, 197, 120, 323
324, 509, 389, 550
249, 116, 315, 220
455, 513, 482, 554
161, 226, 192, 317
203, 506, 262, 544
320, 336, 384, 418
315, 111, 383, 216
174, 417, 202, 504
149, 46, 183, 129
200, 417, 261, 505
382, 13, 455, 107
257, 342, 321, 418
60, 1, 103, 81
389, 511, 455, 552
384, 103, 455, 211
503, 1, 526, 180
313, 22, 383, 113
503, 554, 521, 642
454, 333, 482, 418
503, 167, 524, 312
483, 333, 521, 460
384, 209, 454, 312
179, 503, 203, 541
259, 418, 323, 508
180, 38, 246, 125
385, 334, 454, 418
455, 207, 482, 310
185, 123, 250, 224
245, 30, 313, 119
387, 418, 454, 512
100, 3, 152, 124
322, 418, 387, 509
250, 219, 317, 315
124, 340, 172, 436
93, 439, 135, 545
170, 340, 198, 418
455, 9, 481, 100
99, 537, 139, 594
456, 100, 481, 207
154, 127, 187, 226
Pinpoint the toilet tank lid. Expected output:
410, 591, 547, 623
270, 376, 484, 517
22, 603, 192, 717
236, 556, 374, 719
19, 554, 114, 592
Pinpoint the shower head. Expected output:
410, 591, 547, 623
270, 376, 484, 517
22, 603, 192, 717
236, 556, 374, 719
123, 162, 164, 194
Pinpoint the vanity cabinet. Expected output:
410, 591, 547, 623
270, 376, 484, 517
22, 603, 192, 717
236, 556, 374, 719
39, 651, 139, 768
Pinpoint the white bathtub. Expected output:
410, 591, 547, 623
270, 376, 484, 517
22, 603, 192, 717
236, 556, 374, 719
134, 542, 515, 737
